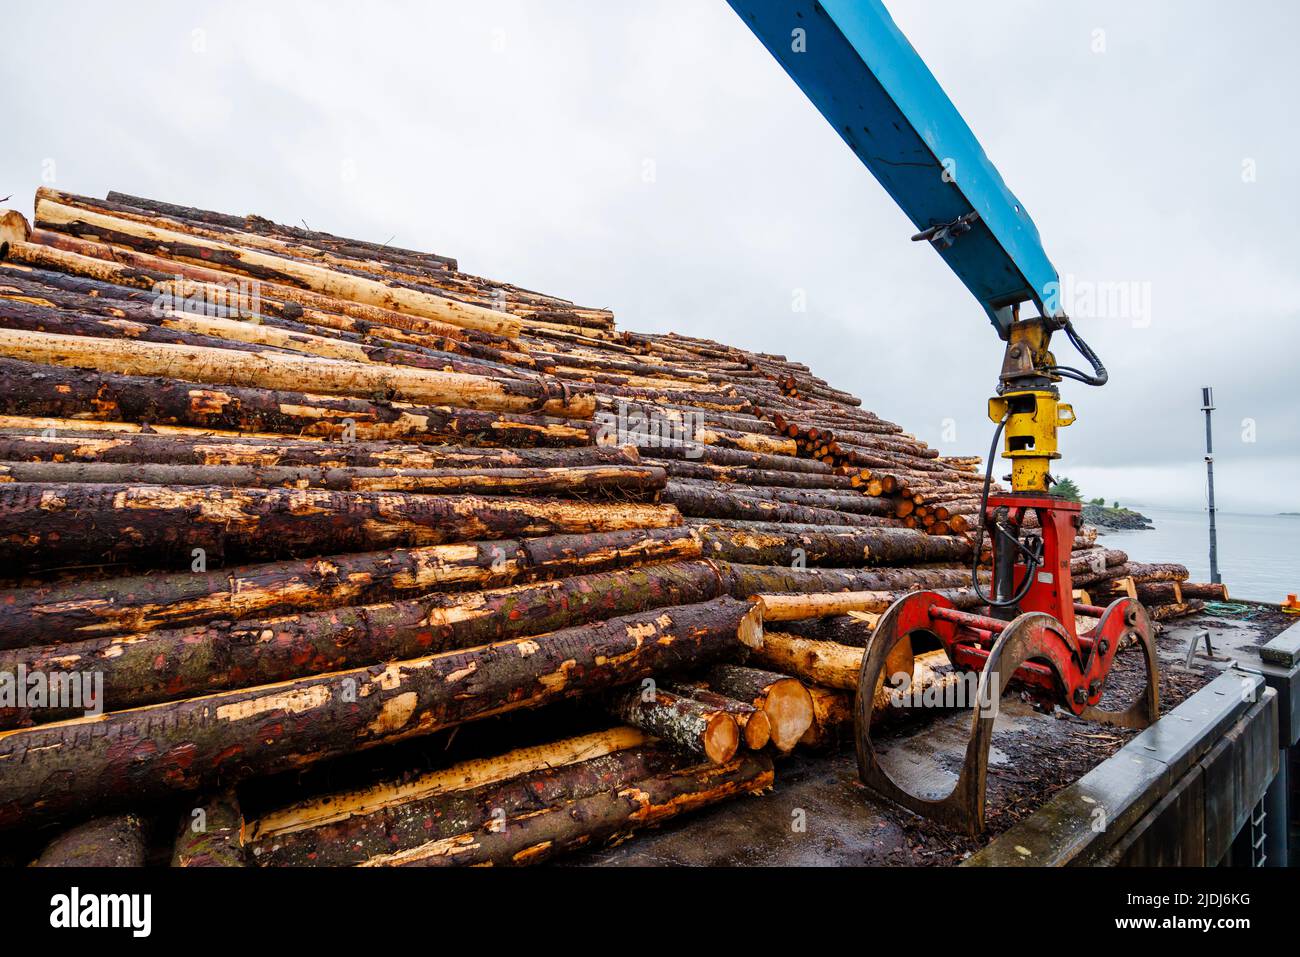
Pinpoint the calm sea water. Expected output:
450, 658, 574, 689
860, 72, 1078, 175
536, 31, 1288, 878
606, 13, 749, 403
1098, 505, 1300, 603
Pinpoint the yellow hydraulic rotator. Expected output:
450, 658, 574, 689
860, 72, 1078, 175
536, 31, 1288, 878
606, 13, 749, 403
987, 318, 1075, 494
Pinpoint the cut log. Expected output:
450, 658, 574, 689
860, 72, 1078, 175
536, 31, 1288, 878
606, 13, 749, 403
171, 791, 246, 867
34, 195, 521, 336
1148, 599, 1205, 621
722, 563, 983, 597
249, 726, 648, 844
0, 596, 759, 830
757, 591, 893, 620
705, 663, 813, 753
34, 813, 148, 867
0, 429, 638, 470
0, 357, 596, 447
751, 631, 914, 692
0, 461, 667, 499
0, 526, 701, 648
607, 686, 739, 764
1126, 562, 1191, 584
0, 561, 731, 722
696, 523, 970, 567
0, 327, 590, 417
252, 748, 773, 868
1124, 581, 1228, 603
0, 482, 682, 571
666, 685, 771, 750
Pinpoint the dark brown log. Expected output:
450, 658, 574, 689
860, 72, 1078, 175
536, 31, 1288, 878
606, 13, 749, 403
35, 813, 148, 867
0, 356, 596, 447
705, 663, 813, 752
696, 523, 971, 567
0, 561, 730, 723
0, 526, 701, 647
0, 482, 681, 571
1148, 599, 1205, 621
1127, 581, 1228, 603
1125, 562, 1190, 584
607, 686, 739, 763
0, 596, 760, 830
171, 791, 246, 867
0, 460, 666, 499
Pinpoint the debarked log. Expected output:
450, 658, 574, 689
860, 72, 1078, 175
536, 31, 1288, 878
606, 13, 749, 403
0, 357, 596, 447
0, 328, 590, 417
0, 596, 761, 830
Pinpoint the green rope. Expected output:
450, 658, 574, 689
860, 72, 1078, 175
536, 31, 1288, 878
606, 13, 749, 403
1203, 601, 1257, 618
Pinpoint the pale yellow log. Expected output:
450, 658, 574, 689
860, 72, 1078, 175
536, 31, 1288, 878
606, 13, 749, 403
0, 327, 591, 417
0, 210, 31, 246
757, 591, 894, 621
35, 196, 521, 337
248, 726, 649, 841
0, 415, 323, 441
157, 311, 374, 363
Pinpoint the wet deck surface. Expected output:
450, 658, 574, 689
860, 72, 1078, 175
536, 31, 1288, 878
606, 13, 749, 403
575, 607, 1286, 866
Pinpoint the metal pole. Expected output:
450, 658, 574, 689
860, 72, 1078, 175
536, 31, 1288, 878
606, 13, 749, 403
1201, 387, 1221, 585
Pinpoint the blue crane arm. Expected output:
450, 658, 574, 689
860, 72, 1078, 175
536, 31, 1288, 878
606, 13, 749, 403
726, 0, 1064, 336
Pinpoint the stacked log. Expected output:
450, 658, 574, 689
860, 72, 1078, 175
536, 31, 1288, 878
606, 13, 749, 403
0, 188, 1218, 866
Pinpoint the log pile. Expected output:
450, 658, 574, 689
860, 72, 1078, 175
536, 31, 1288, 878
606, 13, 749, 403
0, 189, 1217, 866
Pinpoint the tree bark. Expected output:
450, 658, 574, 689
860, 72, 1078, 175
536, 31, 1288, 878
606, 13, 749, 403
722, 562, 982, 597
0, 561, 730, 723
252, 749, 773, 867
0, 460, 666, 499
0, 596, 760, 831
0, 356, 597, 447
0, 327, 590, 417
247, 726, 649, 844
695, 523, 970, 567
34, 195, 522, 337
0, 482, 681, 571
0, 428, 637, 470
666, 684, 771, 750
607, 687, 739, 764
0, 526, 701, 648
171, 791, 247, 867
34, 813, 148, 867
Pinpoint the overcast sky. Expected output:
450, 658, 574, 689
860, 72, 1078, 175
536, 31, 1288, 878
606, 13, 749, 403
4, 0, 1296, 512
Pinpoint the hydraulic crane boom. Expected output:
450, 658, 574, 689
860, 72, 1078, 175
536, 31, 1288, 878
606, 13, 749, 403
725, 0, 1062, 336
727, 0, 1149, 838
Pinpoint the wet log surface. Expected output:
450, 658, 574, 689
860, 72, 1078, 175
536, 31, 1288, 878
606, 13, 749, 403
0, 482, 681, 571
0, 596, 757, 830
0, 561, 731, 723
